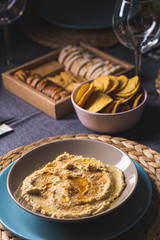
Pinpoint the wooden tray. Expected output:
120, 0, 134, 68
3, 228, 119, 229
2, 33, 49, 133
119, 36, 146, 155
1, 43, 135, 119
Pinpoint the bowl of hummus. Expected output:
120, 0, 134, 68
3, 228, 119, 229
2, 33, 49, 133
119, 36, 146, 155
7, 139, 138, 221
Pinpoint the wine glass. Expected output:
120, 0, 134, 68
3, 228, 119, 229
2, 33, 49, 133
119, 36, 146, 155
0, 0, 26, 66
112, 0, 160, 78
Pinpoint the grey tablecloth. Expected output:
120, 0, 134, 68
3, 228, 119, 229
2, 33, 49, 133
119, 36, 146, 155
0, 23, 160, 156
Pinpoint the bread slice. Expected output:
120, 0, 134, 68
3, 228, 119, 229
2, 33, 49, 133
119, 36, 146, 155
58, 45, 73, 64
89, 67, 104, 79
58, 45, 83, 64
65, 55, 82, 71
70, 58, 90, 75
85, 62, 105, 80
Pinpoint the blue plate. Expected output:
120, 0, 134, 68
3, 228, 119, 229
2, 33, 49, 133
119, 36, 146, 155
39, 0, 117, 29
0, 161, 152, 240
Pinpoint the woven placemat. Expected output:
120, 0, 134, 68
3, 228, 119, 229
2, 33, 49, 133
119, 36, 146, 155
19, 0, 118, 49
155, 70, 160, 94
0, 133, 160, 240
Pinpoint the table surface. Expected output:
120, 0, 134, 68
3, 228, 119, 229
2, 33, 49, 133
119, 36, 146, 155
0, 22, 160, 157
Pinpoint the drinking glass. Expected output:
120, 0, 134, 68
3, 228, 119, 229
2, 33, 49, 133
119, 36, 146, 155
112, 0, 160, 77
0, 0, 26, 66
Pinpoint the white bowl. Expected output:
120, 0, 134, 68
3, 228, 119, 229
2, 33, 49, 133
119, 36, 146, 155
7, 139, 138, 222
71, 80, 147, 133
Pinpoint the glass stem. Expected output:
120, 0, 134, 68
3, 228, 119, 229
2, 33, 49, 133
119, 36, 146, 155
3, 24, 11, 66
135, 50, 141, 78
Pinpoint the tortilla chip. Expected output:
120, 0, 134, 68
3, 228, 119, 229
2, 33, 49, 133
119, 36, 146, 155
120, 104, 131, 112
115, 76, 139, 97
66, 82, 80, 92
92, 81, 104, 92
115, 75, 129, 92
103, 78, 111, 92
92, 76, 110, 93
77, 84, 94, 107
100, 101, 115, 113
115, 82, 140, 98
105, 76, 120, 93
132, 93, 143, 108
60, 71, 80, 83
84, 91, 100, 109
111, 99, 123, 113
75, 83, 90, 104
85, 92, 113, 113
119, 93, 134, 103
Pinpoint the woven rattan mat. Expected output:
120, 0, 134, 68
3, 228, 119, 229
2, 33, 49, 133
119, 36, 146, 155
0, 134, 160, 240
19, 0, 118, 49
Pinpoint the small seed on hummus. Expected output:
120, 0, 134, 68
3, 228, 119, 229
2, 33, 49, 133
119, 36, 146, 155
21, 152, 126, 219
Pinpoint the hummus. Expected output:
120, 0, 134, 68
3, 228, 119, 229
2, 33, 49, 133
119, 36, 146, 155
21, 152, 126, 218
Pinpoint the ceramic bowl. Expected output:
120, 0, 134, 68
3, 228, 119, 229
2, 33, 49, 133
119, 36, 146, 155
71, 80, 147, 133
7, 139, 138, 222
